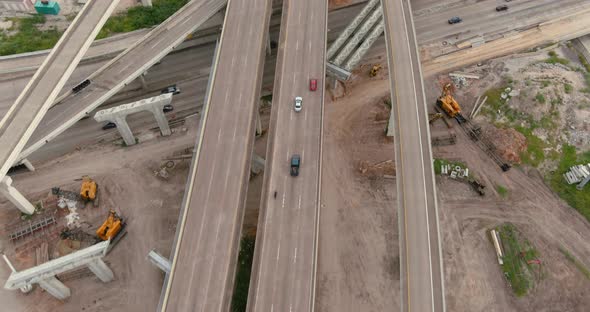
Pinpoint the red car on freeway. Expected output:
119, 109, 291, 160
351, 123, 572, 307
309, 79, 317, 91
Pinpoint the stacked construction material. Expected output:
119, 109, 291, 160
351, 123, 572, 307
563, 164, 590, 184
441, 164, 469, 179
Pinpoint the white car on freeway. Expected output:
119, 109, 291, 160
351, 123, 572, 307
294, 96, 302, 112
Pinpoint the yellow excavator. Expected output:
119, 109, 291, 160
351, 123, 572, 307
369, 64, 382, 77
436, 83, 466, 123
96, 209, 127, 253
80, 176, 98, 207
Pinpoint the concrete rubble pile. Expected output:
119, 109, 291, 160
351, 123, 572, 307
441, 164, 469, 179
564, 163, 590, 184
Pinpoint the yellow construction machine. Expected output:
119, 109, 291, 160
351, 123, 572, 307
80, 176, 98, 207
96, 209, 127, 253
436, 83, 466, 122
369, 64, 382, 77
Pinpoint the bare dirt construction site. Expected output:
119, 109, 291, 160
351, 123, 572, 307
314, 45, 590, 311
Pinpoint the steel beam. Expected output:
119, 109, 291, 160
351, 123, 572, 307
326, 0, 379, 59
333, 7, 382, 66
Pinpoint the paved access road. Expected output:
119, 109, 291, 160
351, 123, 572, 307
16, 0, 226, 164
382, 0, 444, 311
158, 0, 273, 310
246, 0, 327, 310
0, 0, 120, 178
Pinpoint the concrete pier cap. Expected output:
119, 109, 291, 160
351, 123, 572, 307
94, 93, 173, 146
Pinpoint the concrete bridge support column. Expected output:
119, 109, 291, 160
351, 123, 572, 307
139, 71, 148, 90
21, 159, 35, 172
256, 108, 262, 136
87, 259, 114, 282
112, 116, 136, 146
38, 277, 70, 300
0, 177, 35, 214
149, 107, 172, 136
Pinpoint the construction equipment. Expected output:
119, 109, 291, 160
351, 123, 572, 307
468, 178, 486, 196
80, 176, 98, 207
436, 83, 466, 123
96, 209, 127, 253
369, 64, 382, 77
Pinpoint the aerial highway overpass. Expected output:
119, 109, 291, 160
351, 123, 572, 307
0, 0, 119, 180
158, 0, 273, 310
15, 0, 227, 167
382, 0, 445, 311
247, 0, 327, 310
4, 0, 588, 166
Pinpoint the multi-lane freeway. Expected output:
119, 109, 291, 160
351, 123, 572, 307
158, 0, 273, 310
382, 0, 445, 311
0, 0, 119, 178
415, 0, 590, 44
246, 0, 326, 310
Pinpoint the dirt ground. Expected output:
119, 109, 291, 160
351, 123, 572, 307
314, 54, 590, 311
0, 102, 273, 311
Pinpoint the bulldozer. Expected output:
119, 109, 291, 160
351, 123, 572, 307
369, 64, 382, 77
96, 209, 127, 253
80, 176, 98, 207
436, 83, 466, 122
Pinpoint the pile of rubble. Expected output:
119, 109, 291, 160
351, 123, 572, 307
441, 163, 469, 179
485, 126, 527, 164
439, 162, 486, 196
564, 163, 590, 184
358, 159, 396, 178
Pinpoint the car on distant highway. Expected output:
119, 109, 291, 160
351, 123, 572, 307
294, 96, 302, 112
309, 79, 317, 91
496, 5, 508, 11
290, 154, 301, 177
163, 104, 174, 113
161, 85, 180, 95
448, 16, 462, 24
102, 122, 116, 130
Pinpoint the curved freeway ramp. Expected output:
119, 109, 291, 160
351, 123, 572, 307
0, 0, 120, 178
16, 0, 227, 165
381, 0, 445, 311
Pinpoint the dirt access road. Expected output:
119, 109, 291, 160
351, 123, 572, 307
314, 67, 590, 311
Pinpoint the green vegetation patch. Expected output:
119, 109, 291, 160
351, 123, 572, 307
496, 184, 509, 198
534, 92, 546, 104
497, 223, 542, 297
559, 247, 590, 280
564, 83, 573, 94
547, 145, 590, 221
97, 0, 189, 39
260, 93, 273, 105
579, 53, 590, 72
231, 235, 256, 312
514, 126, 546, 167
0, 14, 62, 56
544, 51, 570, 65
582, 72, 590, 93
433, 158, 466, 175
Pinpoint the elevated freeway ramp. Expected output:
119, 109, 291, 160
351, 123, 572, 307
0, 0, 120, 178
381, 0, 445, 311
158, 0, 273, 310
